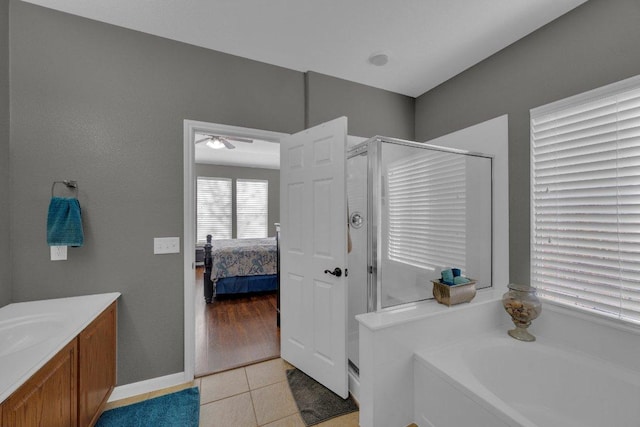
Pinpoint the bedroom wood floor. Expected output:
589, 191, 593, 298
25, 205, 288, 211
195, 267, 280, 377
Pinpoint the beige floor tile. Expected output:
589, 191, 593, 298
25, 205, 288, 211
245, 358, 289, 390
315, 411, 360, 427
199, 392, 257, 427
200, 367, 250, 404
251, 381, 299, 425
282, 359, 295, 371
260, 413, 305, 427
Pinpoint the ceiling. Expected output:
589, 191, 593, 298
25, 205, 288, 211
21, 0, 587, 97
195, 134, 280, 170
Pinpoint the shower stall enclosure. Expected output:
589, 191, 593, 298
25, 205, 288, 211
346, 136, 494, 376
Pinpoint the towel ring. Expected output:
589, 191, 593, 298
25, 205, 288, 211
51, 180, 78, 198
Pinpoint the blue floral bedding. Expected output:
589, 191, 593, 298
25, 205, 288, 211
210, 237, 277, 279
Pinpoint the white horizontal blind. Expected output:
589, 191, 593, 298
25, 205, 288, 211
237, 179, 268, 239
387, 150, 466, 271
196, 177, 232, 243
531, 78, 640, 324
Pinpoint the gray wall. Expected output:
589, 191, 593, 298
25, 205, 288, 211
9, 1, 304, 385
306, 71, 415, 140
415, 0, 640, 283
195, 163, 280, 238
7, 1, 414, 386
0, 0, 9, 308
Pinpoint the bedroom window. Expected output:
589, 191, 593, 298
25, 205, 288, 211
237, 179, 268, 239
531, 75, 640, 324
197, 177, 232, 242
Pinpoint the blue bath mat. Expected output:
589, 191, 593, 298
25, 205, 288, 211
96, 387, 200, 427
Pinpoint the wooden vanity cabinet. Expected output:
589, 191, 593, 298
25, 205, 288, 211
1, 302, 117, 427
1, 339, 78, 427
78, 301, 117, 427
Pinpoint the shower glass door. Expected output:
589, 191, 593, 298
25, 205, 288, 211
375, 139, 493, 309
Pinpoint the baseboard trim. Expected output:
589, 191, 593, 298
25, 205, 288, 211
108, 372, 189, 402
348, 368, 360, 405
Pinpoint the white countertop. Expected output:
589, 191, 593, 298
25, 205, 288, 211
0, 292, 121, 403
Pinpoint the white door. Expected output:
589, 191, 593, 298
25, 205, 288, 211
280, 117, 348, 398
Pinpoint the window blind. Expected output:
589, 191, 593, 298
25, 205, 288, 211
196, 177, 232, 243
531, 77, 640, 324
386, 151, 467, 272
237, 179, 268, 239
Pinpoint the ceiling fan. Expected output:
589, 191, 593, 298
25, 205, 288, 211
195, 134, 253, 150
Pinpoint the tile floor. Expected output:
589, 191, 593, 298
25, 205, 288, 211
106, 357, 360, 427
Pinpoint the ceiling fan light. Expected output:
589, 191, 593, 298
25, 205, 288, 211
206, 138, 226, 149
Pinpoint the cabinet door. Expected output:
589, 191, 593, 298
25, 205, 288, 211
78, 302, 117, 427
2, 339, 78, 427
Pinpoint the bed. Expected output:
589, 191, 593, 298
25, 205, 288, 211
202, 236, 278, 302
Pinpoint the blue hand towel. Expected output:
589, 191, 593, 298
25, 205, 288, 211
47, 197, 84, 247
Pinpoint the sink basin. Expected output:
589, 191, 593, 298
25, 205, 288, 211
0, 313, 69, 357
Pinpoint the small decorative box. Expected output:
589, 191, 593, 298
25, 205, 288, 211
432, 279, 477, 306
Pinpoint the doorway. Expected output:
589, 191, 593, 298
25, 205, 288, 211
194, 267, 280, 375
183, 120, 288, 379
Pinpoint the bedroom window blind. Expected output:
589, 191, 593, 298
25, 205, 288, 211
530, 75, 640, 324
386, 150, 467, 272
237, 179, 268, 239
196, 177, 232, 242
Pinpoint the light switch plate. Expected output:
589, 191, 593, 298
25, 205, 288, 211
51, 246, 68, 261
154, 237, 180, 254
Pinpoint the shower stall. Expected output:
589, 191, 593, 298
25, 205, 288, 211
346, 136, 494, 372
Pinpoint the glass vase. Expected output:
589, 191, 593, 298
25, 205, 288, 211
502, 284, 542, 342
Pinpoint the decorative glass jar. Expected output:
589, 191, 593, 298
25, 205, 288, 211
502, 284, 542, 342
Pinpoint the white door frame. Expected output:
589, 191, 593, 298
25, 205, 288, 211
183, 119, 288, 381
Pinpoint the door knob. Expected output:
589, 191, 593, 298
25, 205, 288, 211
324, 267, 342, 277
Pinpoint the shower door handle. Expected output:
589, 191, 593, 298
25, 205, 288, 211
324, 267, 342, 277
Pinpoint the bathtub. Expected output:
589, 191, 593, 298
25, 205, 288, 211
413, 304, 640, 427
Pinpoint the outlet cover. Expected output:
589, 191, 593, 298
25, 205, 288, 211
154, 237, 180, 254
51, 246, 68, 261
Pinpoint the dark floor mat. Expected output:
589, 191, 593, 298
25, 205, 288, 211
286, 368, 358, 426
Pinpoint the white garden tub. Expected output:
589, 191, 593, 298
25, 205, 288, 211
414, 304, 640, 427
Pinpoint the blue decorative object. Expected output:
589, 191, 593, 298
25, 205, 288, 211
452, 268, 461, 277
454, 276, 471, 285
96, 387, 200, 427
441, 269, 455, 285
47, 197, 84, 247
